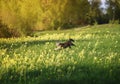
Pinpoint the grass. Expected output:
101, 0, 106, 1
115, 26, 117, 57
0, 24, 120, 84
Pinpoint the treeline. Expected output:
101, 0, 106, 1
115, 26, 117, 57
0, 0, 120, 37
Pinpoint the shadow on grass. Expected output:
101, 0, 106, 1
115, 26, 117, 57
0, 39, 61, 53
0, 39, 91, 49
0, 39, 91, 55
0, 64, 120, 84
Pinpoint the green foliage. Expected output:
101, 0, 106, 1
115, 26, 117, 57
0, 0, 43, 37
0, 20, 24, 38
0, 0, 91, 37
106, 0, 120, 23
109, 20, 119, 24
0, 0, 120, 38
0, 24, 120, 84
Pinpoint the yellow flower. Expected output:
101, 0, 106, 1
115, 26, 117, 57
94, 57, 97, 60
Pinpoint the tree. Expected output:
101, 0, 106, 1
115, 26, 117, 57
87, 0, 103, 24
2, 0, 119, 38
106, 0, 120, 23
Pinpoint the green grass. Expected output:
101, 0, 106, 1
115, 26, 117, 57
0, 24, 120, 84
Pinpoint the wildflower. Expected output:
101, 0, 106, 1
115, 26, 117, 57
107, 31, 110, 33
94, 57, 97, 60
115, 41, 118, 44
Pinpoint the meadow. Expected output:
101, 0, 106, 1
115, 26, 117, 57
0, 24, 120, 84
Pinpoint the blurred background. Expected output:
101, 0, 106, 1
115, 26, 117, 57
0, 0, 120, 37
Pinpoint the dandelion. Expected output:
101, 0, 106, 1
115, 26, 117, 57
79, 49, 85, 58
94, 57, 97, 60
107, 31, 110, 33
73, 61, 77, 64
0, 49, 6, 55
95, 40, 99, 47
115, 41, 118, 44
25, 57, 28, 62
85, 34, 92, 39
46, 42, 50, 45
9, 59, 16, 66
